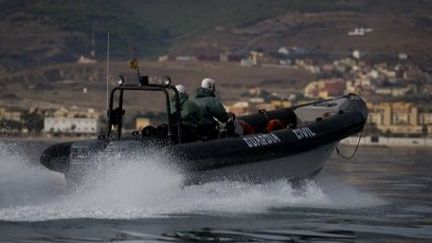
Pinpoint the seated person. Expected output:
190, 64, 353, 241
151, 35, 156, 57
170, 84, 201, 142
191, 78, 229, 140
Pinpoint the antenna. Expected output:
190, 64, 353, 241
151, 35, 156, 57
91, 30, 96, 57
106, 32, 110, 111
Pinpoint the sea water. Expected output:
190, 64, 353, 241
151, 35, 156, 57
0, 141, 431, 242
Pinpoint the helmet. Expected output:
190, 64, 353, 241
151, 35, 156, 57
201, 78, 215, 91
175, 84, 187, 94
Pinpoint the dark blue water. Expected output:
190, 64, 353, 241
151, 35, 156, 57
0, 141, 431, 242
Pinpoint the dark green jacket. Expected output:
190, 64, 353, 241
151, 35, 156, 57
191, 88, 229, 125
171, 93, 200, 128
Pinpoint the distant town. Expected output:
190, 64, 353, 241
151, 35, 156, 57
1, 44, 432, 141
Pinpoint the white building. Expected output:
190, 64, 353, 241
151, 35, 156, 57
158, 55, 169, 62
398, 53, 408, 60
352, 50, 363, 59
44, 117, 99, 135
348, 28, 373, 36
175, 56, 197, 62
77, 55, 97, 64
375, 86, 411, 97
278, 47, 289, 55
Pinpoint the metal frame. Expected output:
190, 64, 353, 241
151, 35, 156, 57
106, 83, 182, 144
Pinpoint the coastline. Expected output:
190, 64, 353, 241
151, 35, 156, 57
341, 136, 432, 148
0, 135, 94, 144
3, 135, 432, 148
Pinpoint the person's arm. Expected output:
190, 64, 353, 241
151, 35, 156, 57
211, 99, 229, 123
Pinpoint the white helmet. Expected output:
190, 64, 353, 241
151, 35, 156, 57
175, 84, 187, 94
201, 78, 215, 91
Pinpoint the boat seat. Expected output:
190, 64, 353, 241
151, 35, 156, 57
265, 119, 286, 132
234, 119, 255, 136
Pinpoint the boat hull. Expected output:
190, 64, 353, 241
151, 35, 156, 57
185, 142, 336, 184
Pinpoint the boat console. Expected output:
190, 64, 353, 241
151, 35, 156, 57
107, 74, 183, 144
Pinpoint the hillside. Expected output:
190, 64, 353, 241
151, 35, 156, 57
1, 0, 371, 71
170, 1, 432, 63
1, 0, 432, 115
0, 60, 316, 113
1, 1, 431, 71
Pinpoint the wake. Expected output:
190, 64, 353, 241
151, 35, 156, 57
0, 141, 384, 221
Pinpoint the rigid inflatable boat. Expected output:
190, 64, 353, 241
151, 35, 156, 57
40, 75, 368, 184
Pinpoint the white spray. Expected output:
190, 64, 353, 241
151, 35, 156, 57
0, 141, 385, 221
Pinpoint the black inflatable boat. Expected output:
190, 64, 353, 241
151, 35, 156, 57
40, 75, 368, 184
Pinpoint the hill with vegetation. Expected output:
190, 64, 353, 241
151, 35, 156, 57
0, 0, 371, 71
1, 0, 431, 72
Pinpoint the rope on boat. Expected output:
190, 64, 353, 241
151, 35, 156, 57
336, 128, 364, 160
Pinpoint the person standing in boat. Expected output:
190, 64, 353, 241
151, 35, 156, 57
170, 84, 201, 142
191, 78, 229, 140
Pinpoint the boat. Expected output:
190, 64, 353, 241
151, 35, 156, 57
40, 74, 368, 184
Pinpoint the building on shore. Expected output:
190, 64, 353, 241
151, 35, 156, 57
135, 117, 151, 131
0, 107, 23, 122
374, 85, 412, 97
43, 106, 100, 136
304, 79, 345, 99
43, 117, 99, 136
226, 101, 250, 116
368, 102, 432, 136
175, 56, 197, 62
48, 106, 99, 119
77, 55, 97, 64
